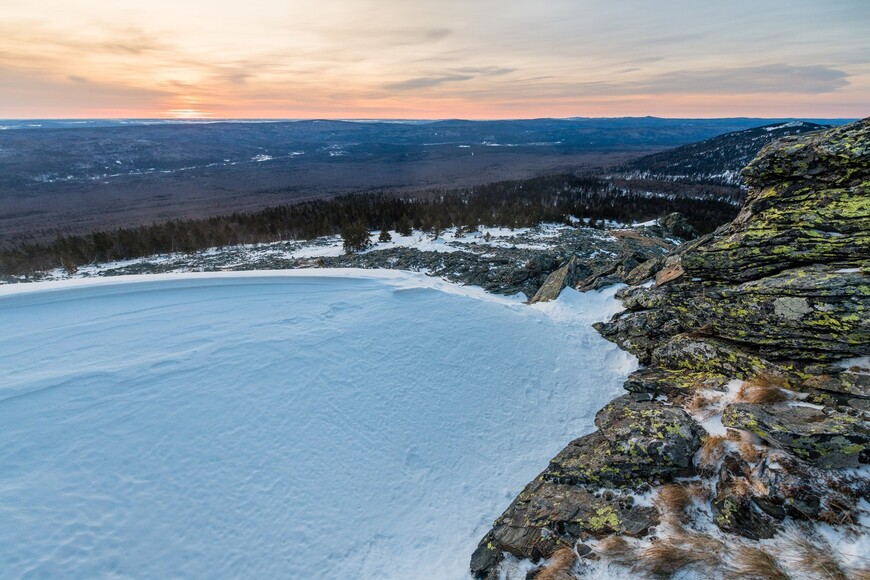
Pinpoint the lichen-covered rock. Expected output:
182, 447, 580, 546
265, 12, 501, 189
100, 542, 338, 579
469, 476, 659, 577
710, 454, 777, 539
624, 256, 663, 285
749, 450, 867, 522
674, 265, 870, 361
722, 403, 868, 468
595, 396, 705, 468
622, 367, 729, 400
681, 119, 870, 282
471, 119, 870, 578
650, 335, 789, 381
593, 307, 685, 364
546, 397, 704, 488
803, 371, 870, 400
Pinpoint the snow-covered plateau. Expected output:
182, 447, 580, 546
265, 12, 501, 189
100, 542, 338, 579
0, 269, 636, 579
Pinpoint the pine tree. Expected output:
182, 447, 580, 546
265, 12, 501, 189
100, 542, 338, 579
378, 225, 392, 243
341, 221, 371, 253
396, 215, 413, 236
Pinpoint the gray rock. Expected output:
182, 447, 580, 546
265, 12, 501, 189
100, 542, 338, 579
546, 397, 704, 488
529, 256, 581, 303
722, 403, 868, 468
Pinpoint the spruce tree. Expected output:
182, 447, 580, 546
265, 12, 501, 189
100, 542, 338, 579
341, 221, 371, 253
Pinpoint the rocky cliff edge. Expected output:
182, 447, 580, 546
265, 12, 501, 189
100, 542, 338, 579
471, 118, 870, 579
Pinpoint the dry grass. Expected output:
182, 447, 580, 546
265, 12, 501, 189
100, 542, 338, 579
752, 371, 788, 389
634, 536, 722, 578
535, 547, 577, 580
817, 497, 856, 526
735, 381, 789, 404
655, 484, 691, 523
687, 392, 721, 420
737, 441, 762, 463
734, 545, 790, 580
846, 566, 870, 580
672, 528, 726, 558
730, 477, 752, 498
786, 532, 848, 580
727, 428, 744, 441
685, 481, 712, 502
596, 535, 638, 569
697, 434, 727, 472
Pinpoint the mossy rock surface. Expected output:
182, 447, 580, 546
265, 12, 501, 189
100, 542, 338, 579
479, 477, 658, 565
722, 402, 868, 468
544, 397, 703, 489
682, 119, 870, 282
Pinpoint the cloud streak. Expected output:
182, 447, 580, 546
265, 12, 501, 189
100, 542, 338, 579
0, 0, 866, 118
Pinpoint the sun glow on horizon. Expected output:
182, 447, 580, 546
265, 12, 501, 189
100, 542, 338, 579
0, 0, 867, 119
167, 109, 212, 119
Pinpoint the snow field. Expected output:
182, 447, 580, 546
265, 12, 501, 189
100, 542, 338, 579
0, 270, 635, 579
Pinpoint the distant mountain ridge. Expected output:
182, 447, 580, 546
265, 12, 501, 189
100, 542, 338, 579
619, 121, 829, 186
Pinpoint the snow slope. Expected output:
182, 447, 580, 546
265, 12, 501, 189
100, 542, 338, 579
0, 270, 635, 579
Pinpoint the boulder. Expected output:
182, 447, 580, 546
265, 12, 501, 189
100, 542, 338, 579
622, 367, 729, 400
623, 256, 663, 285
650, 335, 788, 381
529, 256, 581, 303
474, 476, 658, 575
681, 119, 870, 282
722, 403, 868, 468
547, 397, 703, 487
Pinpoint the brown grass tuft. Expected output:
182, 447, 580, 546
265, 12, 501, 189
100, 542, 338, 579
596, 535, 638, 569
535, 546, 577, 580
687, 392, 721, 419
634, 535, 721, 578
787, 532, 848, 580
734, 545, 790, 580
655, 484, 691, 523
751, 371, 788, 389
736, 381, 788, 404
685, 481, 712, 502
697, 434, 727, 471
737, 442, 762, 463
730, 477, 751, 498
727, 428, 744, 441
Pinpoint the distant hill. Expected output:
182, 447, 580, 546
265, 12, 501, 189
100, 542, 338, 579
619, 121, 828, 186
0, 117, 843, 244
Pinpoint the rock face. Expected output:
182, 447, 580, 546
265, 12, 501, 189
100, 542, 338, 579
529, 256, 582, 303
471, 119, 870, 578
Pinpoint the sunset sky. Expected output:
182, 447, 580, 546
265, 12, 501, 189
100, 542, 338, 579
2, 0, 868, 119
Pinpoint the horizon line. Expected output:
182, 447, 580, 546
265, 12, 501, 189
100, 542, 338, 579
1, 115, 861, 123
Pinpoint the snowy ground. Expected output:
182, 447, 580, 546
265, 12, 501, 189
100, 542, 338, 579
6, 223, 619, 285
0, 270, 636, 579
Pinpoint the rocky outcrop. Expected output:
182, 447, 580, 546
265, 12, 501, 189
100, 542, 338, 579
530, 256, 582, 303
471, 119, 870, 579
722, 403, 867, 468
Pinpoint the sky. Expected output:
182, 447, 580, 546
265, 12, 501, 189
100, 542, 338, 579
1, 0, 868, 119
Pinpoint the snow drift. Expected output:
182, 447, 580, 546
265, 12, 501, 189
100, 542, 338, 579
0, 270, 635, 578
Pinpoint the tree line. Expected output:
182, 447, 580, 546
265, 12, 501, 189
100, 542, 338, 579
0, 173, 739, 276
